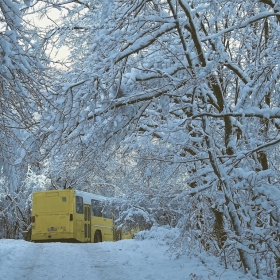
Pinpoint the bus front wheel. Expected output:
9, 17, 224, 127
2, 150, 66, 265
94, 231, 102, 243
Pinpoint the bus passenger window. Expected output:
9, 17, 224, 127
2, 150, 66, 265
88, 224, 91, 238
84, 207, 88, 221
91, 200, 102, 217
87, 207, 91, 221
102, 209, 112, 219
76, 196, 83, 214
84, 224, 87, 238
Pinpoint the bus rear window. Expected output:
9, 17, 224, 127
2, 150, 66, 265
76, 196, 83, 214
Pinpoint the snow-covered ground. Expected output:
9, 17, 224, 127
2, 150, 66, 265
0, 227, 254, 280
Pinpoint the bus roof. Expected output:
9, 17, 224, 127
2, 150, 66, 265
74, 190, 109, 204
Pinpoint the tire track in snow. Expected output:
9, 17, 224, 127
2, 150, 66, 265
3, 241, 130, 280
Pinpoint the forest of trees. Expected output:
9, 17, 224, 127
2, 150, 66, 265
1, 0, 280, 278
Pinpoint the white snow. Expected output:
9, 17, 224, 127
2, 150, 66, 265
0, 227, 252, 280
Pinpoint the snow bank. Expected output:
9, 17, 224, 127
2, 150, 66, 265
136, 225, 180, 245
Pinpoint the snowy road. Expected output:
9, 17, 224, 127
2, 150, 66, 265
1, 241, 135, 280
0, 228, 254, 280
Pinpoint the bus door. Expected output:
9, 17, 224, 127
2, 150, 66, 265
75, 195, 84, 242
83, 204, 91, 242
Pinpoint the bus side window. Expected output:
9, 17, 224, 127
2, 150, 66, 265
76, 196, 83, 214
91, 200, 102, 217
102, 209, 112, 219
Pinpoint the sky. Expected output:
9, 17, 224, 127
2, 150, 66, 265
31, 9, 70, 61
0, 227, 260, 280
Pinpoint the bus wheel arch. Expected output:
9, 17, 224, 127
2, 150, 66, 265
94, 230, 102, 243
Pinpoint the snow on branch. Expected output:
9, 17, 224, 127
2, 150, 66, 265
201, 11, 280, 42
192, 108, 280, 119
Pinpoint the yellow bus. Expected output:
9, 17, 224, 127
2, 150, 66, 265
30, 189, 132, 242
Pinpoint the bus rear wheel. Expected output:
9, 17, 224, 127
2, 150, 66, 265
94, 231, 102, 243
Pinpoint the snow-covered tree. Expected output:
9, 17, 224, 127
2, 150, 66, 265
39, 0, 280, 277
0, 0, 60, 238
0, 0, 278, 276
